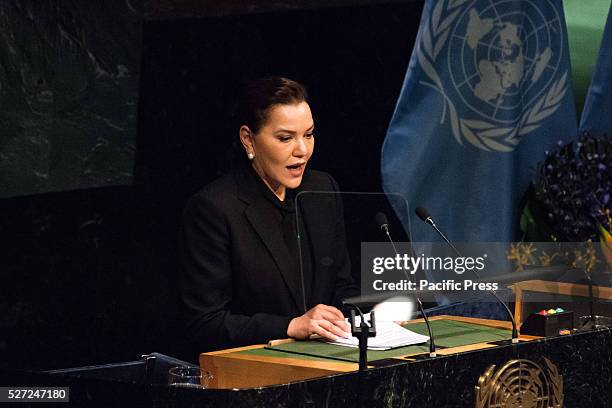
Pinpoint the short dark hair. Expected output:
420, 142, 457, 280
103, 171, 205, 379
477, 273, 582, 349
234, 77, 309, 134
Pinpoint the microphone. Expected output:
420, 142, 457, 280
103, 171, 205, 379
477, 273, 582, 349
375, 212, 401, 256
376, 212, 437, 357
414, 206, 519, 343
415, 206, 461, 255
375, 212, 389, 231
415, 206, 434, 226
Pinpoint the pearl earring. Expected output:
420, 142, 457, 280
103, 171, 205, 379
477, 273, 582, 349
247, 153, 254, 160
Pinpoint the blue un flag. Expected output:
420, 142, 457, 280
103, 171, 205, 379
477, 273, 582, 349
580, 3, 612, 137
382, 0, 578, 242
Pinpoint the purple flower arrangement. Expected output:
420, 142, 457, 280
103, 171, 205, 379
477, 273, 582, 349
531, 134, 612, 242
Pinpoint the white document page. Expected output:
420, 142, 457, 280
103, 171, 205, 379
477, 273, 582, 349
325, 313, 429, 350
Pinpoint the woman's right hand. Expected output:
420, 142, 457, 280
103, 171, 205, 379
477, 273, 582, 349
287, 304, 352, 341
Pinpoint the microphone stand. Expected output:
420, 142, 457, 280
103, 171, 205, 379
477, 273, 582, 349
380, 221, 437, 357
577, 269, 596, 331
344, 303, 376, 371
422, 215, 519, 344
352, 310, 376, 371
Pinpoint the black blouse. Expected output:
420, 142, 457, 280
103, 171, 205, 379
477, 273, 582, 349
250, 166, 313, 311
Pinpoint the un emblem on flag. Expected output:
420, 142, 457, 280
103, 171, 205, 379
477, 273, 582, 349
417, 0, 568, 152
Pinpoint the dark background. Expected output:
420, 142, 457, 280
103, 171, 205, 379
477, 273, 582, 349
0, 0, 424, 370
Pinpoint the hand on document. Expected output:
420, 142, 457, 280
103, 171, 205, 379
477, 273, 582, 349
287, 304, 352, 342
325, 313, 429, 350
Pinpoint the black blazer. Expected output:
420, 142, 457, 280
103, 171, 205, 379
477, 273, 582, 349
180, 165, 357, 351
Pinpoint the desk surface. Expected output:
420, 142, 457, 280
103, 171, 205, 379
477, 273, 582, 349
200, 315, 537, 389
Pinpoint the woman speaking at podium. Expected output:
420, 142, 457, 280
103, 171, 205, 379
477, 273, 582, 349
181, 77, 357, 352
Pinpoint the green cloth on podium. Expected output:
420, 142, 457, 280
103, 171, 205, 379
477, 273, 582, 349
236, 319, 511, 363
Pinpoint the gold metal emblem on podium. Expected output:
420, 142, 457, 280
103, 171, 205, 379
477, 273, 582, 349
475, 358, 563, 408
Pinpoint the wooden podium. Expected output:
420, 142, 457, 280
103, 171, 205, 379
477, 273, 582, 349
200, 315, 537, 389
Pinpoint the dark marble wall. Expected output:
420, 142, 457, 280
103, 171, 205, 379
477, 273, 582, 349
0, 1, 424, 371
0, 0, 142, 199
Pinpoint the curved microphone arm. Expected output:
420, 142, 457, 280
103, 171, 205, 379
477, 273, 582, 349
378, 213, 437, 357
415, 207, 519, 343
